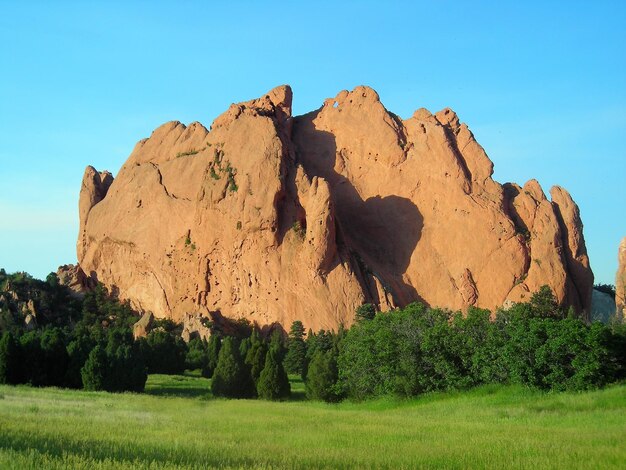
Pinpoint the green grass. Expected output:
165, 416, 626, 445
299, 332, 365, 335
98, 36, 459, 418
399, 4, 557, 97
0, 377, 624, 469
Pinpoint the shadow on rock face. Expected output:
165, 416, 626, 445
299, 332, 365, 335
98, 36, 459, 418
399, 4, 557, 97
293, 110, 423, 307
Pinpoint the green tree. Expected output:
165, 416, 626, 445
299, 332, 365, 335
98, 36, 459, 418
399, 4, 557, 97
256, 349, 291, 400
284, 321, 307, 375
530, 285, 562, 318
355, 303, 376, 321
0, 331, 20, 384
19, 332, 45, 386
40, 327, 69, 387
81, 345, 108, 391
204, 334, 221, 378
306, 348, 341, 402
246, 334, 268, 384
269, 330, 286, 362
211, 337, 256, 398
186, 337, 209, 372
65, 332, 96, 389
140, 330, 187, 375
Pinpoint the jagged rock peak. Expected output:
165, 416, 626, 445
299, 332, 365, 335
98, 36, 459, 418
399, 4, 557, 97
77, 85, 594, 330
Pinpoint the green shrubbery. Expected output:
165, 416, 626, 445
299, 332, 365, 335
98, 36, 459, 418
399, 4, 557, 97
1, 268, 624, 403
336, 289, 626, 401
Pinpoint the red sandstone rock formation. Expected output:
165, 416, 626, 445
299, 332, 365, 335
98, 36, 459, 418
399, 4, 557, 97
616, 237, 626, 322
77, 85, 594, 329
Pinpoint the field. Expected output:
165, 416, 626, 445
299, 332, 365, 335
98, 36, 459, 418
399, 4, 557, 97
0, 374, 624, 469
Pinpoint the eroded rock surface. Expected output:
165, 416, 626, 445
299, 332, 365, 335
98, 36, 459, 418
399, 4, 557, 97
57, 264, 96, 298
77, 85, 594, 329
616, 237, 626, 321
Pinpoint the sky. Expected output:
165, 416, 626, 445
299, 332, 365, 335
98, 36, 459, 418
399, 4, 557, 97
0, 1, 624, 285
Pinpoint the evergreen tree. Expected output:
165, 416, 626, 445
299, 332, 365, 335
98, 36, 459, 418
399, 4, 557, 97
306, 348, 341, 402
211, 337, 256, 398
249, 342, 268, 383
284, 320, 307, 375
109, 343, 147, 392
40, 327, 69, 387
269, 329, 286, 362
19, 332, 45, 386
186, 337, 209, 372
140, 330, 187, 375
204, 334, 221, 378
81, 345, 108, 391
239, 337, 251, 359
257, 349, 291, 400
0, 331, 20, 384
65, 333, 96, 389
245, 329, 267, 383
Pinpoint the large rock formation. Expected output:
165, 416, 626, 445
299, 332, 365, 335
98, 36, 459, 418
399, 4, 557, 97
616, 237, 626, 322
77, 85, 594, 329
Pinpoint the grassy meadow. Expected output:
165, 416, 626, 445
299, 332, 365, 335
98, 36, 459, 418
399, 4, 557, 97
0, 374, 624, 469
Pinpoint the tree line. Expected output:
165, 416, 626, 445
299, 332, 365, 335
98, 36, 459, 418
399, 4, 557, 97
1, 268, 625, 401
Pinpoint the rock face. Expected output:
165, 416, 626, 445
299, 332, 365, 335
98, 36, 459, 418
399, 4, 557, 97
77, 85, 594, 329
616, 237, 626, 322
57, 264, 96, 298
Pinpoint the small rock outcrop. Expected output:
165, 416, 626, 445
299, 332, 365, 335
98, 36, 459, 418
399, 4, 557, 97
181, 313, 212, 342
56, 264, 96, 298
133, 311, 154, 340
77, 85, 595, 330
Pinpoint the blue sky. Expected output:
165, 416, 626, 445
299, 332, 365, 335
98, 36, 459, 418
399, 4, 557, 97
0, 1, 624, 285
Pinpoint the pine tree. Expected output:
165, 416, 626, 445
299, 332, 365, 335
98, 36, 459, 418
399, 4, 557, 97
257, 349, 291, 400
284, 320, 307, 375
211, 337, 255, 398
